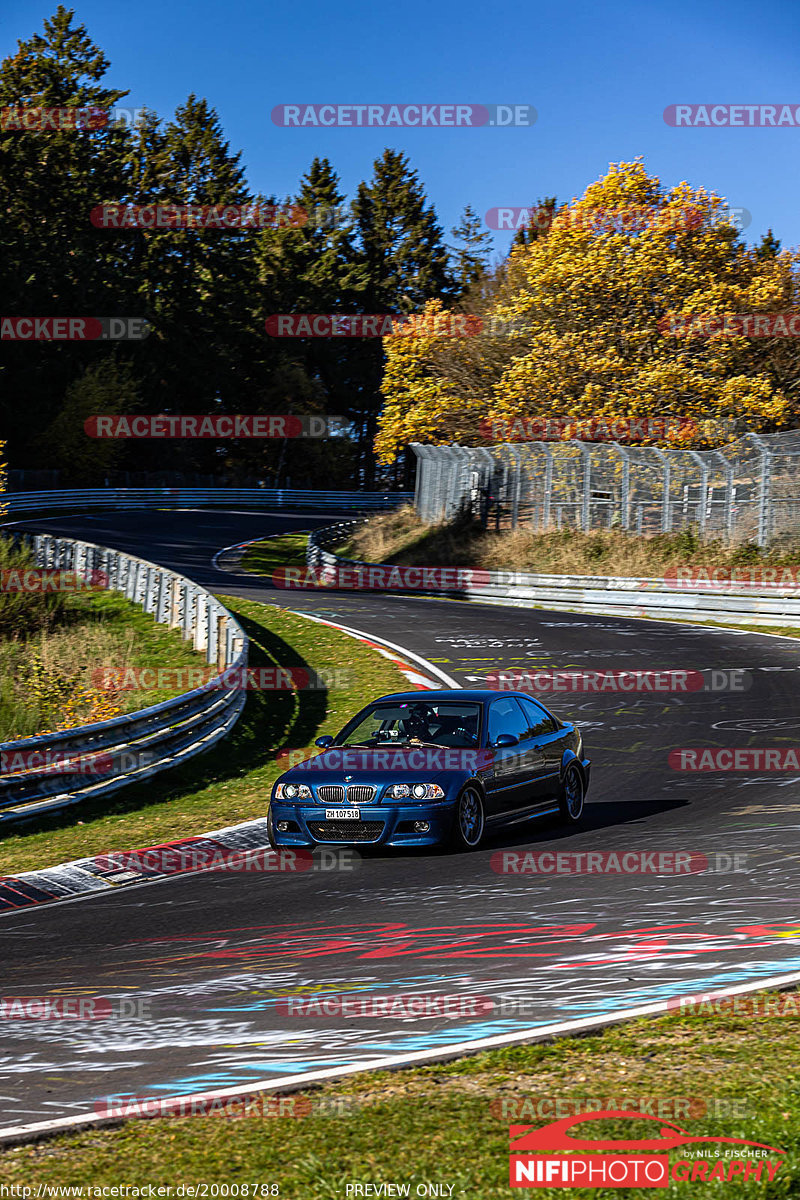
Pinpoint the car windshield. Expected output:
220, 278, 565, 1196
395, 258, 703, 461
338, 701, 482, 748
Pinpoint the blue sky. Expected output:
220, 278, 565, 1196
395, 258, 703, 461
5, 0, 800, 258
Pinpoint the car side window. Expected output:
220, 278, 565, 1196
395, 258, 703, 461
487, 698, 530, 745
519, 696, 558, 738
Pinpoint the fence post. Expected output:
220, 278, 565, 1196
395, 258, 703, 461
687, 450, 709, 535
505, 445, 521, 530
611, 442, 630, 530
577, 442, 591, 532
650, 448, 671, 533
539, 443, 553, 531
746, 433, 772, 546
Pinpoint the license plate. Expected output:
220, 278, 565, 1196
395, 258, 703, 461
325, 808, 360, 820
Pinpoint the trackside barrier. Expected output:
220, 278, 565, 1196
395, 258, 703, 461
3, 488, 411, 515
0, 535, 248, 824
306, 522, 800, 628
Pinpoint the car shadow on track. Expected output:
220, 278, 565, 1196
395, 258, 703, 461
357, 785, 692, 861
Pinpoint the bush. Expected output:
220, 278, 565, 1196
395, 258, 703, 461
0, 537, 68, 639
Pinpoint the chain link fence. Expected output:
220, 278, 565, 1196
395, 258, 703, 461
411, 431, 800, 546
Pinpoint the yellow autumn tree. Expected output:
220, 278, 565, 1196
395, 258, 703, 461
376, 159, 799, 463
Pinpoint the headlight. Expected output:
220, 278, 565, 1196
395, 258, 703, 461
274, 782, 312, 801
385, 783, 444, 800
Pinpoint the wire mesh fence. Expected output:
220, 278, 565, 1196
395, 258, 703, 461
411, 431, 800, 546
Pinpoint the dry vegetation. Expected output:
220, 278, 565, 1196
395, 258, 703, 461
346, 506, 800, 578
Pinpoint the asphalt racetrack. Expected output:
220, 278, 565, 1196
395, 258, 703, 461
1, 509, 800, 1133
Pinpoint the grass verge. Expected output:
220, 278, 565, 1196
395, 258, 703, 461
0, 596, 408, 876
0, 588, 213, 740
240, 533, 309, 577
1, 991, 798, 1196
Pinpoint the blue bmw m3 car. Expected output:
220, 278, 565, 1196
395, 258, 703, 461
268, 689, 590, 851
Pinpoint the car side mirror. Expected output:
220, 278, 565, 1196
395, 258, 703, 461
315, 735, 334, 748
493, 733, 520, 748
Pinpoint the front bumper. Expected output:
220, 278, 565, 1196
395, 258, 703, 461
269, 801, 455, 847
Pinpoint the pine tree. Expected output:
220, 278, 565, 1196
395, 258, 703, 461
0, 7, 135, 467
450, 205, 493, 295
350, 150, 456, 483
512, 196, 557, 248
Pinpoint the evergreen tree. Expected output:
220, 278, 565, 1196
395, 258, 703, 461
0, 7, 135, 466
450, 205, 493, 295
512, 196, 557, 248
756, 229, 781, 259
350, 150, 456, 483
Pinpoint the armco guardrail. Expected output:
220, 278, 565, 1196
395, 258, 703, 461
3, 488, 411, 515
0, 535, 248, 824
307, 522, 800, 628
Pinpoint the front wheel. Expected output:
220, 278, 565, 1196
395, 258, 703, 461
450, 785, 486, 851
558, 763, 585, 824
266, 806, 279, 849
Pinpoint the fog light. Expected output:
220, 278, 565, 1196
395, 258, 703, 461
413, 821, 430, 833
276, 821, 290, 833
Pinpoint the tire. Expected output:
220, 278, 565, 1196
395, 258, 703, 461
450, 784, 486, 851
558, 763, 585, 824
266, 806, 279, 849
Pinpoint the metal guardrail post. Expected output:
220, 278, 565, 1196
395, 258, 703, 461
217, 614, 228, 672
169, 577, 181, 629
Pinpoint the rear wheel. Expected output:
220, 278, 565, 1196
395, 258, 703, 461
558, 763, 585, 824
450, 785, 485, 851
